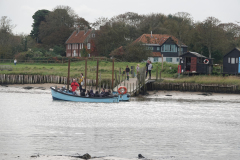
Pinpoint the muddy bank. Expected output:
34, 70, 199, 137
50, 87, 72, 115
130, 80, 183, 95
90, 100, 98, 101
145, 90, 240, 103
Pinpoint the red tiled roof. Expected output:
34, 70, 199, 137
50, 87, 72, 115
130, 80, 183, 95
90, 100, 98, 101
151, 52, 162, 57
65, 29, 92, 44
109, 46, 125, 56
133, 34, 185, 46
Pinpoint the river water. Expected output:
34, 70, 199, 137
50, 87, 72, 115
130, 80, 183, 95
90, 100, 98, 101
0, 85, 240, 160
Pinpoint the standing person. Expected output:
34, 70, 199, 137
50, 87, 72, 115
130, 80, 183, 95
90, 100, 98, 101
146, 60, 149, 78
14, 59, 17, 65
78, 73, 84, 93
136, 64, 140, 75
71, 79, 79, 95
148, 61, 153, 79
125, 65, 130, 81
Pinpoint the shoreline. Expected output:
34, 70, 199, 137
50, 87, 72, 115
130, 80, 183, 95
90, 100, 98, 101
2, 83, 240, 102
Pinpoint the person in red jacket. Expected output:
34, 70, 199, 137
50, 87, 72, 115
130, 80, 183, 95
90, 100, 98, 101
71, 79, 79, 95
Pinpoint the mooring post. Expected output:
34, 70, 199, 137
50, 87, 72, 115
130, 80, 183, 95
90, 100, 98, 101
96, 59, 99, 90
67, 59, 70, 91
85, 58, 87, 89
112, 58, 114, 91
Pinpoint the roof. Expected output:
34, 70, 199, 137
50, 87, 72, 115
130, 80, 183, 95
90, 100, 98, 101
133, 34, 187, 46
223, 47, 240, 57
65, 29, 92, 44
151, 52, 162, 57
109, 46, 125, 56
180, 51, 208, 58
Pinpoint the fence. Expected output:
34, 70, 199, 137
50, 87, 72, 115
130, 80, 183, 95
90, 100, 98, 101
150, 82, 240, 94
0, 57, 109, 64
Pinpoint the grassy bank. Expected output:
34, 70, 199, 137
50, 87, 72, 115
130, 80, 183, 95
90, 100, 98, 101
0, 61, 178, 79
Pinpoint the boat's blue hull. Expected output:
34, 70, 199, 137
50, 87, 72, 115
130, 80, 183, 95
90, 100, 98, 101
50, 87, 119, 103
113, 92, 130, 101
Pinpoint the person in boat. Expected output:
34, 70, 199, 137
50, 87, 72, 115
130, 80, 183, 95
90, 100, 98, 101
78, 73, 84, 93
104, 89, 110, 96
71, 79, 79, 95
100, 88, 106, 97
94, 91, 100, 97
85, 90, 90, 97
89, 89, 94, 97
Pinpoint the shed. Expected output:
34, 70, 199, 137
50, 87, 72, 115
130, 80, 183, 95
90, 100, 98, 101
180, 52, 213, 74
223, 47, 240, 75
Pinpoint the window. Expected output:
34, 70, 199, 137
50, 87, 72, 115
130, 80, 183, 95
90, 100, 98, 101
236, 58, 238, 63
154, 57, 158, 62
165, 45, 170, 51
231, 57, 235, 64
161, 44, 177, 52
87, 43, 91, 49
146, 46, 153, 50
176, 58, 179, 62
228, 57, 230, 63
171, 45, 176, 52
166, 58, 172, 62
157, 47, 160, 51
92, 34, 95, 38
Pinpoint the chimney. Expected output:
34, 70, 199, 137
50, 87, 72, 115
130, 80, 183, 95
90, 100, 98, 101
77, 25, 80, 33
84, 25, 88, 34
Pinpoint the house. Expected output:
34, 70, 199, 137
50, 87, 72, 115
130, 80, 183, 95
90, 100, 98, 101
179, 51, 213, 74
133, 33, 188, 63
223, 47, 240, 75
65, 27, 98, 57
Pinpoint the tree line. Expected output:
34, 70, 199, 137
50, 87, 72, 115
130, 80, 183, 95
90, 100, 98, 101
0, 5, 240, 63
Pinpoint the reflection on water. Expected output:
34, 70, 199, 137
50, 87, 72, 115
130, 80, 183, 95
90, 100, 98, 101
0, 87, 240, 160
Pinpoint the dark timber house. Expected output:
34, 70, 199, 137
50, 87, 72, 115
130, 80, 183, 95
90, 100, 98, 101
223, 47, 240, 75
133, 34, 188, 64
180, 52, 213, 74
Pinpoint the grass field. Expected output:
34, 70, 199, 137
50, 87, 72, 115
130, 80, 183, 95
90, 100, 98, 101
0, 60, 177, 79
1, 60, 240, 85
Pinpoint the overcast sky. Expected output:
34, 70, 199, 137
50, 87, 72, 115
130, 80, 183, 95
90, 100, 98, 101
1, 0, 240, 35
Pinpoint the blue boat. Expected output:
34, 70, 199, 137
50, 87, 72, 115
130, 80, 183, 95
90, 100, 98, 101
113, 92, 130, 101
50, 87, 120, 103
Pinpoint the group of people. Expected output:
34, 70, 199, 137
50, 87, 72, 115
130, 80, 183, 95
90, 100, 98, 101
70, 73, 112, 97
125, 60, 153, 81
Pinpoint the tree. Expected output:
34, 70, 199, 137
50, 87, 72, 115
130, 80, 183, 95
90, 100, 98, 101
125, 42, 151, 62
197, 17, 222, 59
81, 47, 89, 57
0, 16, 19, 58
38, 6, 75, 47
30, 9, 50, 43
95, 21, 128, 57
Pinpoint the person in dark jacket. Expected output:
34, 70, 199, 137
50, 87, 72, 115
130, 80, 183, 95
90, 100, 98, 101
146, 60, 149, 78
100, 88, 106, 97
89, 89, 94, 97
125, 65, 130, 81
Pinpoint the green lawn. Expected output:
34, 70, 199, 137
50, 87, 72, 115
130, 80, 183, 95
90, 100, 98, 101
0, 60, 175, 79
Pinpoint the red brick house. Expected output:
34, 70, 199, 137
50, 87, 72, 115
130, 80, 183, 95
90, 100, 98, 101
65, 27, 98, 57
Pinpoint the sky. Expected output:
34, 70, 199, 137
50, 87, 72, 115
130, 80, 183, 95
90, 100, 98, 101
1, 0, 240, 35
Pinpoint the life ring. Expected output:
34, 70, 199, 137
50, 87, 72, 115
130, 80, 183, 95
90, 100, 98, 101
203, 59, 209, 64
118, 86, 127, 94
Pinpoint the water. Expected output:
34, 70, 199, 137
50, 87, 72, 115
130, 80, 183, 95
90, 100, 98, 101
0, 86, 240, 160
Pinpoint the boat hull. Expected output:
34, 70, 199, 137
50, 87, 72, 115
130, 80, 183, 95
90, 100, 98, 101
50, 87, 119, 103
113, 92, 130, 101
